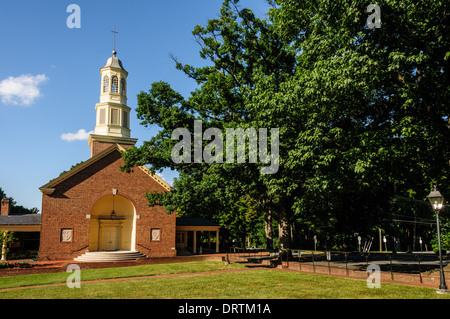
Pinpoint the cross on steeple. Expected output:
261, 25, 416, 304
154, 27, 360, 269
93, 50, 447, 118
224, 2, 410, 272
111, 25, 118, 56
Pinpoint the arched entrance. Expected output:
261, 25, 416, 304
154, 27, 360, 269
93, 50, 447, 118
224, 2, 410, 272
89, 194, 136, 251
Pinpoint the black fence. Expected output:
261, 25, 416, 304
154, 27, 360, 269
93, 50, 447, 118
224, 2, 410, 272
224, 247, 449, 284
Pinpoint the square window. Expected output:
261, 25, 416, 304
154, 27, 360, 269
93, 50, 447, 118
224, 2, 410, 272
151, 228, 161, 242
61, 229, 73, 242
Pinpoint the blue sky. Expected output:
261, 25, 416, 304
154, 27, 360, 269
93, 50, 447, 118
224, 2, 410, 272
0, 0, 270, 210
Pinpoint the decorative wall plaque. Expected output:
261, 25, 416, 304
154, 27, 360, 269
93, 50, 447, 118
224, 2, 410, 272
151, 228, 161, 241
61, 229, 73, 242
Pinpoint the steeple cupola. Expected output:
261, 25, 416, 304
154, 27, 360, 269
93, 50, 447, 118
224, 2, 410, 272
94, 50, 130, 138
88, 31, 137, 157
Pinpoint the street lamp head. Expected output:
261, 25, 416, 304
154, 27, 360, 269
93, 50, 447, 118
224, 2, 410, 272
427, 186, 445, 211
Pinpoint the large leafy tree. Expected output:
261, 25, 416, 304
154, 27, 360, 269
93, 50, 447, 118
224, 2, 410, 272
261, 0, 449, 248
122, 0, 449, 250
122, 0, 295, 248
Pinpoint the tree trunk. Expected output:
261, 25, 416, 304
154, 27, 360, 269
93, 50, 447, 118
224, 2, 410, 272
264, 210, 273, 249
278, 207, 291, 249
1, 230, 8, 261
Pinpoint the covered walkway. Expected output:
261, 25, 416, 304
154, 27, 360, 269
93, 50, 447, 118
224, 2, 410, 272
176, 217, 220, 254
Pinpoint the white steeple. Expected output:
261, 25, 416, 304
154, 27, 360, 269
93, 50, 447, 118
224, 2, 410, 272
88, 34, 137, 157
93, 50, 130, 138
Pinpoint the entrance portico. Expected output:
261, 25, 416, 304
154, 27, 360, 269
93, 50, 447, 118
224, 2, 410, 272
89, 194, 136, 252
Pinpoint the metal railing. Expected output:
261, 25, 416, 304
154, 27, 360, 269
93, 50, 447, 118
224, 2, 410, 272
225, 247, 448, 284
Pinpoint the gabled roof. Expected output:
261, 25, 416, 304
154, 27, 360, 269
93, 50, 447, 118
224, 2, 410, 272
39, 143, 172, 194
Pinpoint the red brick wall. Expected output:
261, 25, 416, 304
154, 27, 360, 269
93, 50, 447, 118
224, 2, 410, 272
91, 140, 134, 157
39, 148, 176, 261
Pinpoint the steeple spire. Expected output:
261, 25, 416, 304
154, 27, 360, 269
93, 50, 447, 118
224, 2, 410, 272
111, 25, 118, 56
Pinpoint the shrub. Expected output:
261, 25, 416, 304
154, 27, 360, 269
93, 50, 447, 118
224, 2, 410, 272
0, 262, 32, 269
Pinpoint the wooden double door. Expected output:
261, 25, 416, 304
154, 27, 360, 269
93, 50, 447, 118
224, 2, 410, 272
99, 220, 124, 251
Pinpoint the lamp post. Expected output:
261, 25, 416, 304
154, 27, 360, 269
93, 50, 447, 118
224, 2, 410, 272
427, 186, 448, 293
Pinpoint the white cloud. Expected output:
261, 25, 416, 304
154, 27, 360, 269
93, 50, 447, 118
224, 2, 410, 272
0, 74, 48, 106
156, 172, 174, 187
156, 172, 165, 181
61, 129, 93, 142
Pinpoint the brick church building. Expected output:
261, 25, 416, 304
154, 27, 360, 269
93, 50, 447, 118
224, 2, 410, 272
37, 49, 220, 261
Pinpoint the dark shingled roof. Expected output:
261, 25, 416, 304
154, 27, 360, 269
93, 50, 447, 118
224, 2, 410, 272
0, 214, 41, 226
176, 217, 220, 227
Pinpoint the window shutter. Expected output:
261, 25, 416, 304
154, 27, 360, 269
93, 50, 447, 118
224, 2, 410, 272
99, 109, 106, 124
111, 109, 119, 125
103, 76, 109, 92
122, 110, 128, 128
121, 78, 126, 94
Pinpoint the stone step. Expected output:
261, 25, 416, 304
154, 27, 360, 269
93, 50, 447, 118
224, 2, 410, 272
74, 250, 146, 262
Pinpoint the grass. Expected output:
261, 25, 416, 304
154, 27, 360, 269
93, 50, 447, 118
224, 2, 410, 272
0, 261, 450, 299
0, 261, 244, 290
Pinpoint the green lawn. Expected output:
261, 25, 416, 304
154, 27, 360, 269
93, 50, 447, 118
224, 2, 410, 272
0, 261, 449, 299
0, 261, 244, 290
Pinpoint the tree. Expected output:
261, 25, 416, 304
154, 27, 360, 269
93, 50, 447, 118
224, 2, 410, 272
0, 230, 16, 261
0, 187, 6, 200
122, 0, 295, 248
265, 0, 449, 246
0, 187, 39, 215
122, 0, 449, 250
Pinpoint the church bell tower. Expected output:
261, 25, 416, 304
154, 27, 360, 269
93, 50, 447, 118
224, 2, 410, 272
89, 28, 137, 157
